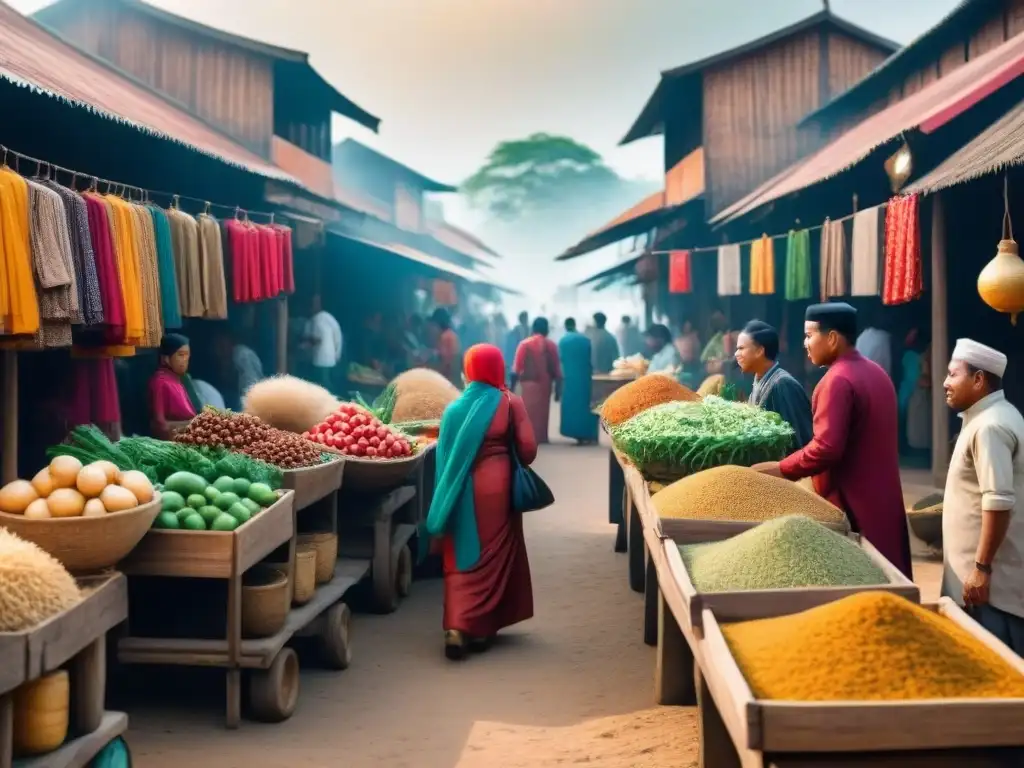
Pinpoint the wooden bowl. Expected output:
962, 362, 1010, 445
907, 505, 943, 546
241, 566, 290, 639
297, 533, 337, 584
13, 670, 69, 756
0, 496, 162, 573
339, 448, 429, 493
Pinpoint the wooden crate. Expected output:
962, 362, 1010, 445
663, 532, 920, 636
119, 490, 295, 579
657, 514, 850, 543
699, 599, 1024, 755
281, 458, 345, 513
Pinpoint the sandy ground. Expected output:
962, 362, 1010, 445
116, 426, 943, 768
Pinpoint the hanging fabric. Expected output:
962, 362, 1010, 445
883, 194, 923, 306
820, 218, 846, 300
148, 206, 182, 329
749, 234, 775, 295
0, 166, 41, 335
26, 179, 78, 348
198, 213, 228, 318
82, 194, 125, 342
272, 224, 296, 294
167, 208, 204, 317
130, 202, 164, 348
851, 206, 881, 296
784, 229, 812, 301
668, 250, 692, 294
44, 181, 103, 326
103, 195, 145, 346
717, 244, 741, 296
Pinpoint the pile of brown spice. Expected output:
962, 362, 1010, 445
175, 409, 322, 468
600, 374, 699, 426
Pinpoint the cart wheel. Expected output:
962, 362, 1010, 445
319, 602, 353, 670
395, 544, 413, 598
248, 647, 300, 723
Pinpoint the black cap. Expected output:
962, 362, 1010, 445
805, 302, 857, 339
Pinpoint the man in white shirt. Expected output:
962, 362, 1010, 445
303, 295, 343, 391
855, 326, 892, 378
942, 338, 1024, 655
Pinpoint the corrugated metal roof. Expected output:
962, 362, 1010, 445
621, 10, 899, 146
906, 97, 1024, 194
712, 30, 1024, 225
334, 184, 393, 221
556, 189, 670, 261
334, 139, 455, 193
330, 230, 492, 284
428, 223, 501, 263
0, 0, 298, 184
577, 253, 643, 287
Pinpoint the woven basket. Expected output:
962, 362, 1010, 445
12, 670, 69, 757
298, 532, 337, 584
907, 503, 943, 546
241, 566, 290, 639
291, 546, 317, 604
0, 496, 161, 574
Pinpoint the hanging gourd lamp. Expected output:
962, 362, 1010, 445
978, 175, 1024, 325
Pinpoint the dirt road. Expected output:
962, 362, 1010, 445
123, 441, 697, 767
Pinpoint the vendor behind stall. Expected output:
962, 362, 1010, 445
149, 333, 201, 439
645, 324, 682, 376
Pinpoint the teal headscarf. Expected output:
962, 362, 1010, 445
421, 379, 503, 571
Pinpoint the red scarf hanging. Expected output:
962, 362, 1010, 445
882, 194, 923, 305
668, 250, 692, 293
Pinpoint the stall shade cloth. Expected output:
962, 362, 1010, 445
717, 244, 741, 296
750, 234, 775, 295
820, 218, 846, 300
883, 194, 923, 306
669, 250, 692, 293
851, 206, 881, 296
785, 229, 812, 301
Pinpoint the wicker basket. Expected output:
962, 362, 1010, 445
298, 532, 338, 584
907, 503, 943, 546
291, 546, 317, 604
0, 496, 162, 573
241, 566, 290, 639
339, 447, 429, 493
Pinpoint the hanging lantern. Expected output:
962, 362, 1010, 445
977, 176, 1024, 325
884, 142, 913, 193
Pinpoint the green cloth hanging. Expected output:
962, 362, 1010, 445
785, 229, 812, 301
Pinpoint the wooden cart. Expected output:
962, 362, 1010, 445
0, 573, 129, 768
607, 446, 626, 553
694, 600, 1024, 767
117, 491, 296, 728
281, 457, 345, 515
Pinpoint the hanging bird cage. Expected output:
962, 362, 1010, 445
977, 175, 1024, 325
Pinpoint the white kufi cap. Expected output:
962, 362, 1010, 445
951, 338, 1007, 378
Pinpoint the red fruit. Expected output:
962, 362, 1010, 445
358, 437, 369, 447
315, 433, 325, 444
369, 436, 380, 448
376, 426, 389, 439
366, 446, 377, 457
384, 433, 395, 446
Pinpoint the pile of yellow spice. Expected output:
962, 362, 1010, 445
722, 592, 1024, 701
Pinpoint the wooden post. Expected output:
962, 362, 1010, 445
644, 554, 658, 645
654, 588, 695, 705
277, 297, 289, 375
697, 662, 741, 768
1, 351, 17, 485
931, 192, 950, 488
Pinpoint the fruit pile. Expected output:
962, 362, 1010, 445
0, 455, 156, 519
175, 408, 322, 468
154, 471, 280, 531
302, 403, 414, 459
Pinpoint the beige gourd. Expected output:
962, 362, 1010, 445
12, 671, 70, 756
977, 177, 1024, 325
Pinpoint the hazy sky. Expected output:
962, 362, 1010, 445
13, 0, 960, 296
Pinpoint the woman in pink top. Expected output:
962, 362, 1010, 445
149, 334, 200, 439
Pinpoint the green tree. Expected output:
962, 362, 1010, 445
462, 133, 625, 221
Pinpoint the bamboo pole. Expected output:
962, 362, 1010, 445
2, 350, 17, 484
930, 192, 950, 487
277, 296, 288, 375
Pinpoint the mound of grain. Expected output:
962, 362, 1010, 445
0, 529, 82, 632
243, 375, 341, 434
697, 374, 725, 397
390, 368, 461, 422
600, 374, 699, 426
679, 515, 886, 592
723, 592, 1024, 701
653, 465, 845, 525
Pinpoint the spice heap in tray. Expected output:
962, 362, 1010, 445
175, 408, 324, 468
302, 402, 415, 459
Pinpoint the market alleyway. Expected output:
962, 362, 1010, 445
119, 433, 698, 768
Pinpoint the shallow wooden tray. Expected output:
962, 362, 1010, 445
281, 457, 344, 512
657, 514, 850, 543
699, 598, 1024, 754
664, 534, 919, 636
119, 490, 295, 578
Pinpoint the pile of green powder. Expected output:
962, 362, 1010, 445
678, 515, 889, 593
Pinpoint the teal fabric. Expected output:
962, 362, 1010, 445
148, 206, 182, 329
558, 331, 598, 440
92, 737, 131, 767
423, 381, 503, 571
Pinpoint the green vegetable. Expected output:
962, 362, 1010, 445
154, 511, 180, 529
181, 513, 207, 531
187, 494, 207, 510
227, 503, 252, 524
198, 506, 222, 526
118, 437, 218, 482
240, 498, 261, 515
214, 492, 241, 511
213, 476, 235, 493
231, 478, 251, 497
211, 513, 239, 531
204, 486, 221, 503
46, 426, 137, 476
161, 491, 185, 513
176, 508, 198, 523
611, 396, 794, 478
247, 483, 277, 507
164, 472, 208, 498
211, 453, 283, 491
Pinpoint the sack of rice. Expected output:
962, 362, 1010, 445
611, 396, 793, 478
652, 465, 846, 526
390, 368, 461, 422
243, 375, 341, 434
600, 374, 699, 426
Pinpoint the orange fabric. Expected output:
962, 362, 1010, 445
463, 343, 506, 389
0, 167, 41, 334
102, 196, 145, 345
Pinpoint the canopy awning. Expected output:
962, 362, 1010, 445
576, 253, 644, 287
711, 29, 1024, 225
906, 96, 1024, 194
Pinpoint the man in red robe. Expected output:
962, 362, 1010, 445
754, 302, 913, 578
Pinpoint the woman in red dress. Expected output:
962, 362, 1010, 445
425, 343, 538, 660
512, 317, 562, 444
